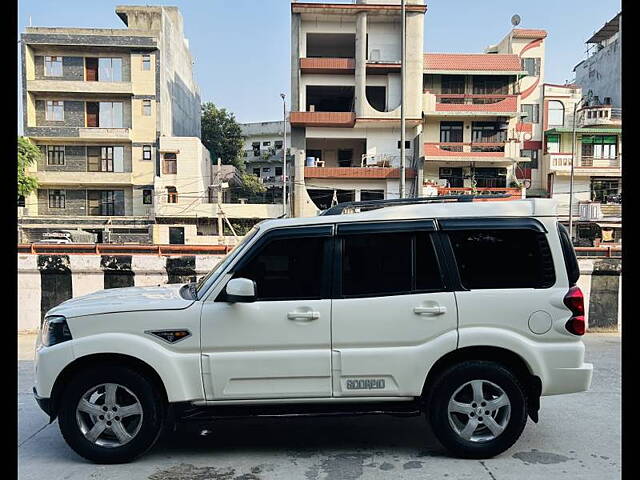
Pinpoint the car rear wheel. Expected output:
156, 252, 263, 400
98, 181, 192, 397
58, 365, 165, 463
427, 360, 528, 458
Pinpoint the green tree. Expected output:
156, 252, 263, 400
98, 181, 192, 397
239, 173, 267, 197
18, 136, 40, 199
201, 102, 244, 171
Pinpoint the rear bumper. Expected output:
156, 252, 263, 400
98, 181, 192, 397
33, 387, 52, 417
542, 362, 593, 396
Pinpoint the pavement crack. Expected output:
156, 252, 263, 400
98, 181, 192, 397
18, 423, 50, 448
479, 461, 497, 480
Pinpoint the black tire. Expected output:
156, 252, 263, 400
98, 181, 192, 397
58, 364, 165, 464
426, 360, 528, 459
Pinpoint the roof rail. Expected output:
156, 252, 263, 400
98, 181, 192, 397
319, 194, 511, 216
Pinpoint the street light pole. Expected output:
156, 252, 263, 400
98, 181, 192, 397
280, 93, 287, 217
569, 96, 585, 240
399, 0, 406, 199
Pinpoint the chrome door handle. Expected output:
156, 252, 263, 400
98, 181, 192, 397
414, 305, 447, 315
287, 311, 320, 321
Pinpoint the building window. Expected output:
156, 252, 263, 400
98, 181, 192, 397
142, 54, 151, 71
94, 102, 123, 128
142, 100, 152, 116
45, 101, 64, 121
275, 140, 283, 149
48, 189, 65, 208
397, 140, 411, 149
440, 122, 464, 145
472, 167, 507, 188
98, 58, 123, 82
143, 189, 153, 204
47, 146, 65, 166
582, 135, 617, 159
252, 142, 260, 156
88, 190, 119, 216
253, 168, 260, 177
263, 141, 271, 146
473, 75, 509, 95
441, 75, 465, 94
520, 149, 539, 169
591, 178, 621, 203
87, 146, 124, 172
143, 145, 152, 160
546, 134, 560, 153
167, 187, 178, 203
276, 166, 283, 176
169, 227, 185, 245
521, 104, 539, 124
163, 153, 177, 174
548, 100, 565, 126
522, 57, 541, 77
44, 56, 63, 77
471, 122, 507, 144
448, 229, 555, 289
262, 167, 271, 173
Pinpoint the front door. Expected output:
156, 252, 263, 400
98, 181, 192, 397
330, 222, 459, 397
200, 226, 333, 400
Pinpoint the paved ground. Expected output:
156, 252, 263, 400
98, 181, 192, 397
18, 333, 620, 480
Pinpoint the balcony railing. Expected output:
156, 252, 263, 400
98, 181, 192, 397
290, 111, 356, 128
304, 166, 417, 179
300, 57, 355, 74
549, 153, 621, 170
424, 142, 511, 159
424, 92, 518, 114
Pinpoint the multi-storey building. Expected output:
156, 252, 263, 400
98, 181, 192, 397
19, 5, 204, 243
287, 1, 548, 215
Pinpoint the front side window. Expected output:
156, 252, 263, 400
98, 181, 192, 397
581, 135, 617, 159
143, 145, 152, 160
448, 229, 555, 289
142, 54, 151, 71
87, 146, 124, 172
440, 121, 463, 147
48, 189, 65, 208
548, 100, 565, 126
45, 101, 64, 121
522, 57, 541, 77
88, 190, 120, 216
47, 146, 65, 166
44, 56, 63, 77
520, 149, 539, 169
143, 189, 153, 205
441, 75, 465, 94
167, 187, 178, 203
341, 231, 443, 297
546, 133, 560, 153
233, 236, 325, 301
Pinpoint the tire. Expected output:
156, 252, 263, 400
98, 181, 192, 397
426, 360, 528, 459
58, 364, 165, 464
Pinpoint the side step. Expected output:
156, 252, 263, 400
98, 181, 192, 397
174, 400, 423, 422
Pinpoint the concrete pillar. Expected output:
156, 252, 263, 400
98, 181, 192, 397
291, 13, 301, 112
69, 255, 104, 298
355, 12, 368, 117
18, 255, 40, 332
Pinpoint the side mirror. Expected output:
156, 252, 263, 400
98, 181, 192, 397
225, 278, 256, 303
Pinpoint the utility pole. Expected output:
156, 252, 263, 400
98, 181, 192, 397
280, 93, 288, 216
216, 157, 223, 242
399, 0, 406, 198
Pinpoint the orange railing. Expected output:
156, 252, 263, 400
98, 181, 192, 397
17, 243, 232, 256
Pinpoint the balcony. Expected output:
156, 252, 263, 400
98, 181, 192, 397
424, 142, 519, 163
304, 166, 417, 180
24, 126, 132, 142
423, 92, 519, 116
34, 171, 135, 186
428, 186, 523, 201
578, 106, 621, 128
300, 57, 355, 74
290, 111, 356, 128
579, 202, 622, 221
547, 153, 621, 174
244, 148, 285, 163
27, 79, 133, 95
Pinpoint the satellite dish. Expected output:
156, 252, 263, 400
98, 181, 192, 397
511, 14, 521, 27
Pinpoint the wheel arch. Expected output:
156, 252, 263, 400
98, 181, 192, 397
421, 346, 542, 422
48, 353, 168, 422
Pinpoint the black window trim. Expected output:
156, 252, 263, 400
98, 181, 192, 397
336, 219, 436, 235
437, 217, 547, 233
224, 225, 334, 302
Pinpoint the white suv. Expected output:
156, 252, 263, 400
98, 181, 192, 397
33, 198, 592, 463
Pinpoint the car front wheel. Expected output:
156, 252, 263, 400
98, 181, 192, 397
427, 360, 528, 459
58, 365, 165, 463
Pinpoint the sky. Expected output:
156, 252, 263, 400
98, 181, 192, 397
17, 0, 621, 128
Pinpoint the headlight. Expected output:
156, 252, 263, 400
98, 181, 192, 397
41, 316, 72, 347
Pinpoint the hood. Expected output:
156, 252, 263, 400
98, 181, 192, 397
47, 284, 195, 318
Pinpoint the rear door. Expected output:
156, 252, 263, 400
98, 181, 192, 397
330, 221, 459, 397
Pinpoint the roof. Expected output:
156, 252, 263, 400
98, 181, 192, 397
424, 53, 524, 73
586, 13, 621, 44
257, 198, 559, 230
512, 29, 548, 39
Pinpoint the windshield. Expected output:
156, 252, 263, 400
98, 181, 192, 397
195, 225, 260, 296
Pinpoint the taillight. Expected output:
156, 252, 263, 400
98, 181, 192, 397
563, 286, 585, 335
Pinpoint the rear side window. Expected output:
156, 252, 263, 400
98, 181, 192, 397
341, 231, 444, 297
557, 223, 580, 286
448, 229, 555, 289
233, 236, 325, 301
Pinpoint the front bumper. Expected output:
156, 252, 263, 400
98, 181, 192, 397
33, 387, 52, 418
